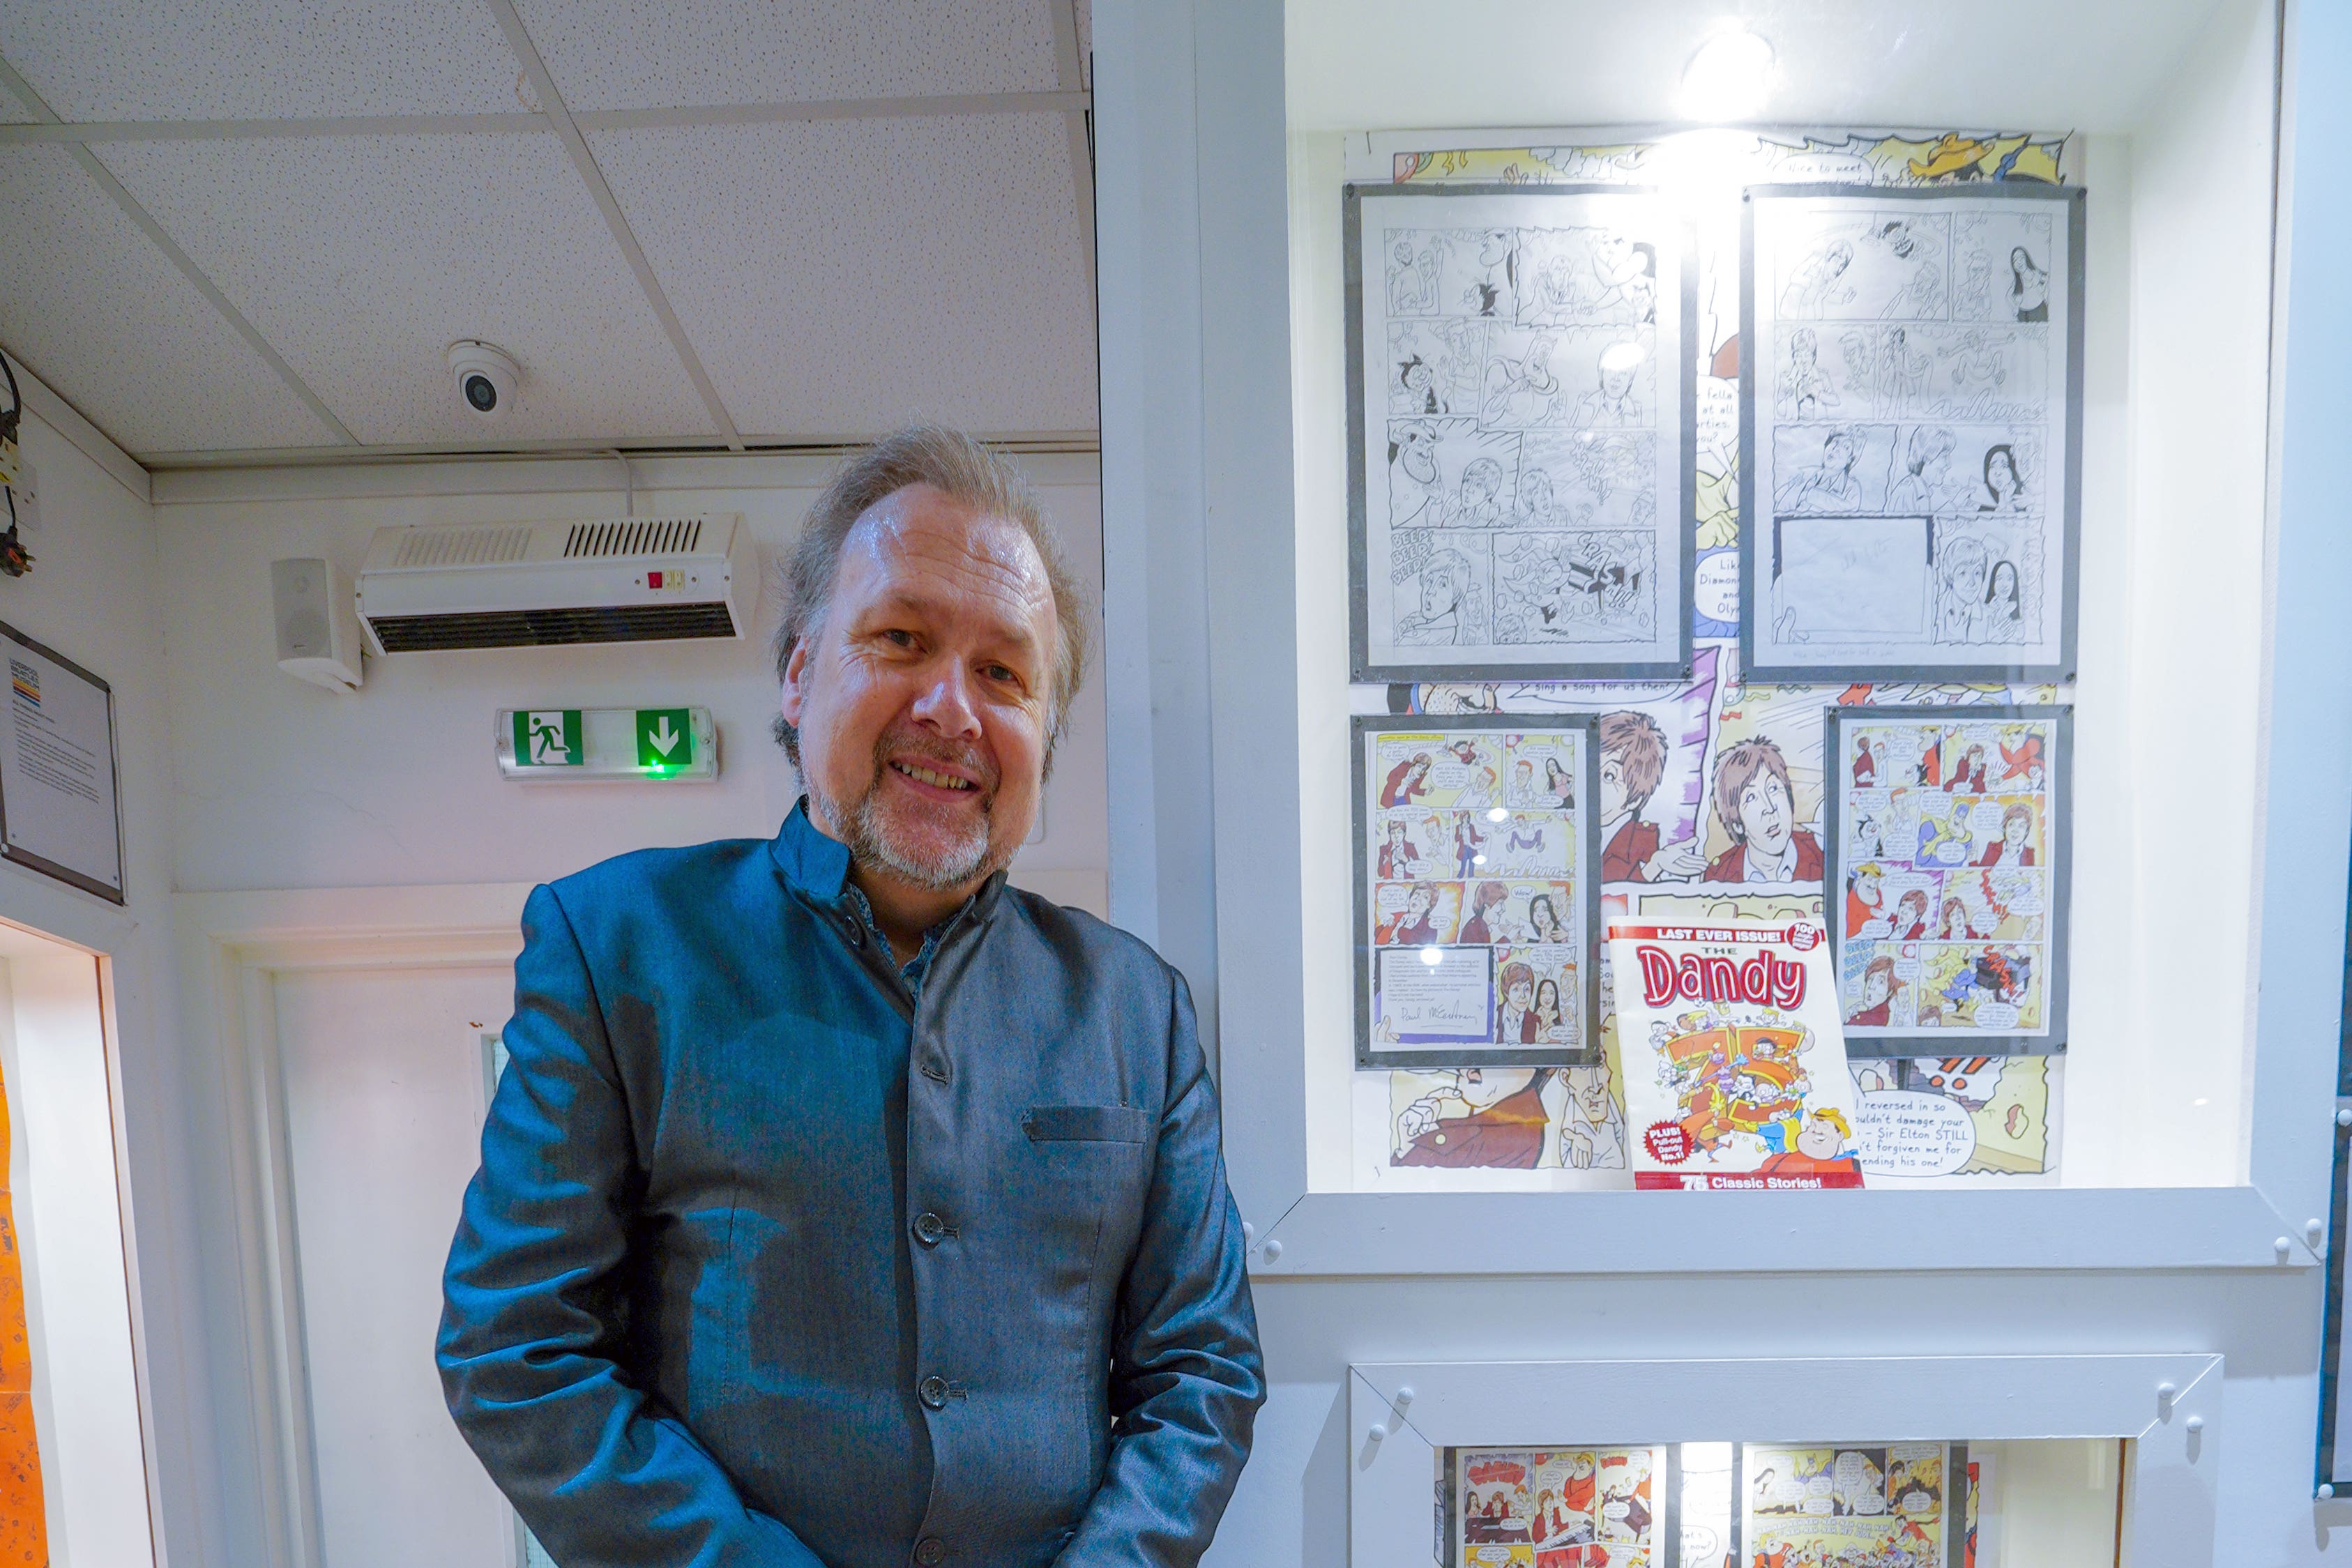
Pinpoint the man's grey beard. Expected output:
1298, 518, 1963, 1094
812, 749, 1001, 892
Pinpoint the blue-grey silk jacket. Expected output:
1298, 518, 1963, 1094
437, 806, 1264, 1568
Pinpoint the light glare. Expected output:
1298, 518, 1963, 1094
1678, 26, 1773, 121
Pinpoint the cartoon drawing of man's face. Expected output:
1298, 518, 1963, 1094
1505, 976, 1533, 1011
1825, 432, 1858, 472
1395, 423, 1441, 484
1570, 1069, 1611, 1122
1854, 865, 1883, 904
1598, 751, 1628, 819
1736, 768, 1794, 856
1863, 966, 1891, 1007
2004, 815, 2029, 849
1599, 362, 1636, 400
1420, 560, 1463, 617
1796, 1115, 1845, 1160
1453, 1066, 1534, 1111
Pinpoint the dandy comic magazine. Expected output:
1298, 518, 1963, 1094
1607, 920, 1865, 1190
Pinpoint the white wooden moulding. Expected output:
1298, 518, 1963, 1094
176, 882, 533, 1568
1346, 1355, 2224, 1568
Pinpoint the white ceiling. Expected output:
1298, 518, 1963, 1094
1287, 0, 2238, 135
0, 0, 1095, 462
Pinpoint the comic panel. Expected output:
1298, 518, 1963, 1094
1697, 692, 1828, 887
1493, 530, 1660, 646
1386, 318, 1491, 418
1461, 880, 1580, 947
1504, 731, 1584, 811
1494, 939, 1581, 1047
1389, 528, 1497, 648
1370, 732, 1510, 812
1519, 225, 1662, 326
1483, 813, 1577, 877
1839, 939, 1920, 1029
1952, 208, 2059, 323
1372, 881, 1466, 945
1388, 418, 1522, 531
1516, 429, 1657, 531
1774, 321, 2049, 424
1594, 1448, 1657, 1545
1769, 514, 1935, 646
1473, 325, 1652, 432
1382, 226, 1520, 320
1768, 209, 1953, 322
1915, 943, 2044, 1032
1462, 1449, 1537, 1545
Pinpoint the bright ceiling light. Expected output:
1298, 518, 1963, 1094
1678, 26, 1774, 121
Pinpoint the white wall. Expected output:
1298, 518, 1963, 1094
149, 452, 1109, 908
0, 372, 220, 1568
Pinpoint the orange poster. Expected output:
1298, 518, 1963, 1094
0, 1060, 47, 1567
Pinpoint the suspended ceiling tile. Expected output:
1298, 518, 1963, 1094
588, 115, 1097, 439
97, 133, 717, 446
0, 0, 524, 121
0, 146, 340, 455
515, 0, 1060, 110
0, 70, 34, 123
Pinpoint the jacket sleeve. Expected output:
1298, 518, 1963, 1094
1055, 968, 1266, 1567
437, 884, 828, 1568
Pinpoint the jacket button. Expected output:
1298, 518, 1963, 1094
913, 1212, 948, 1247
914, 1539, 946, 1566
919, 1375, 949, 1410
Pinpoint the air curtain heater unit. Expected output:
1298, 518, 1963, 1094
354, 515, 754, 653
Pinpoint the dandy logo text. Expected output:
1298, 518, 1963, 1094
1634, 945, 1806, 1010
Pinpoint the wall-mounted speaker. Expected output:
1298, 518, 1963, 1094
271, 557, 364, 694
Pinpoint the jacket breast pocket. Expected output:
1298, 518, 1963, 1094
1024, 1104, 1154, 1144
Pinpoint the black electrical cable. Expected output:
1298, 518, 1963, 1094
0, 351, 29, 577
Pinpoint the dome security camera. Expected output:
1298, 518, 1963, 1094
447, 341, 521, 420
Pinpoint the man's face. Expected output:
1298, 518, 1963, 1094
1736, 768, 1793, 855
780, 484, 1056, 893
1864, 968, 1890, 1007
1600, 365, 1634, 400
1598, 750, 1628, 819
1454, 1066, 1533, 1111
1420, 562, 1459, 616
1796, 1116, 1843, 1159
1572, 1070, 1610, 1120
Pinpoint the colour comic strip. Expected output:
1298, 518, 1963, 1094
1743, 187, 2081, 681
1346, 127, 2077, 1189
1348, 185, 1695, 680
1356, 717, 1602, 1070
1455, 1447, 1666, 1568
1745, 1444, 1950, 1568
1611, 921, 1864, 1189
1826, 707, 2068, 1055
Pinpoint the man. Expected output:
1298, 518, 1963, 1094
1596, 710, 1704, 882
1393, 1067, 1554, 1169
439, 427, 1264, 1568
1702, 738, 1826, 884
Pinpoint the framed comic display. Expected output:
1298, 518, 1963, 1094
1740, 183, 2085, 683
1353, 714, 1602, 1071
1823, 704, 2072, 1058
1344, 183, 1697, 682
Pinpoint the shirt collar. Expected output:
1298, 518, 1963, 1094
768, 797, 853, 901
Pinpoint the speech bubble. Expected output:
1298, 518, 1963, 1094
1375, 883, 1413, 917
1695, 550, 1741, 623
1974, 1001, 2020, 1030
1683, 1526, 1722, 1560
1856, 1090, 1977, 1178
1432, 761, 1472, 790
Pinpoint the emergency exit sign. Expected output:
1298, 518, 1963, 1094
496, 707, 718, 782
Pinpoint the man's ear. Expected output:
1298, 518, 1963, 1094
778, 639, 810, 725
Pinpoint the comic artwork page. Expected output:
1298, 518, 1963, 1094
1745, 1445, 1949, 1568
1611, 921, 1864, 1189
1344, 130, 2077, 1194
1358, 720, 1598, 1076
1850, 1056, 2058, 1184
1455, 1447, 1665, 1568
1828, 708, 2067, 1053
1351, 186, 1692, 679
1745, 189, 2077, 680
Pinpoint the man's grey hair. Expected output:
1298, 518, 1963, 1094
771, 424, 1091, 770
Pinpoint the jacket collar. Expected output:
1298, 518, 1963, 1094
769, 798, 853, 901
